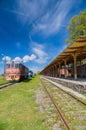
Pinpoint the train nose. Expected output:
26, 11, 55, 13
11, 76, 14, 79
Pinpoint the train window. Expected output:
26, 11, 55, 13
6, 64, 10, 68
19, 64, 22, 69
12, 63, 14, 68
15, 64, 19, 68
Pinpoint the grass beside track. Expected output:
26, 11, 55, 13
0, 75, 8, 84
0, 76, 48, 130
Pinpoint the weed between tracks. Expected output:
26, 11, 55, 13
38, 82, 68, 130
42, 79, 86, 130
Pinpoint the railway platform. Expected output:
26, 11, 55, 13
41, 76, 86, 100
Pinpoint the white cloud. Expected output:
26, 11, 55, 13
2, 56, 11, 62
15, 0, 49, 25
23, 55, 30, 63
33, 48, 46, 57
32, 43, 49, 64
30, 66, 40, 73
1, 54, 36, 64
1, 45, 48, 64
35, 56, 48, 64
23, 54, 36, 63
13, 57, 22, 63
30, 54, 36, 60
33, 42, 44, 50
32, 0, 76, 36
0, 0, 49, 26
1, 0, 76, 37
29, 38, 49, 64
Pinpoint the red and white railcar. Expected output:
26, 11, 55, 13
5, 62, 28, 82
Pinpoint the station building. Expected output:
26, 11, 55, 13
40, 36, 86, 80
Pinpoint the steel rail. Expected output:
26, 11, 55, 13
43, 76, 86, 106
0, 82, 8, 86
40, 79, 72, 130
0, 83, 14, 89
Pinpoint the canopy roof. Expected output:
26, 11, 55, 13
41, 36, 86, 73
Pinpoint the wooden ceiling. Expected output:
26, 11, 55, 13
40, 36, 86, 73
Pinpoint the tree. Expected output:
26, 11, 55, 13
66, 10, 86, 45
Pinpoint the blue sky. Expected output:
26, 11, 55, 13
0, 0, 86, 74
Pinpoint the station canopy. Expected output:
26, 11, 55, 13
41, 36, 86, 73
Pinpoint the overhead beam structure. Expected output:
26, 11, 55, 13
40, 36, 86, 79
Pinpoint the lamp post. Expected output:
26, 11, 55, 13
1, 54, 6, 77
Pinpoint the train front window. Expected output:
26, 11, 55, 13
12, 63, 14, 68
15, 64, 19, 68
6, 64, 10, 68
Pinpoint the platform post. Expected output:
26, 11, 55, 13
49, 69, 51, 76
50, 68, 51, 77
50, 67, 52, 77
53, 66, 55, 77
52, 66, 54, 77
80, 60, 82, 78
73, 54, 77, 79
54, 64, 57, 77
59, 63, 61, 78
64, 60, 67, 78
56, 64, 58, 77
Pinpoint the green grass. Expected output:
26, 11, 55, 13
0, 76, 49, 130
0, 75, 8, 84
83, 91, 86, 97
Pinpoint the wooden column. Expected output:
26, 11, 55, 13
49, 70, 50, 76
53, 66, 55, 77
55, 64, 58, 77
54, 64, 57, 77
48, 70, 49, 76
50, 68, 52, 76
50, 69, 52, 77
53, 65, 55, 77
50, 68, 52, 77
51, 67, 53, 77
64, 60, 67, 78
80, 60, 82, 78
73, 54, 77, 79
59, 63, 61, 78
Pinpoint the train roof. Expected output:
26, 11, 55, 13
6, 62, 28, 69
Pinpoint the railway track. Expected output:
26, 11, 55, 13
0, 82, 15, 89
42, 76, 86, 105
0, 82, 8, 86
40, 77, 86, 130
41, 79, 72, 130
